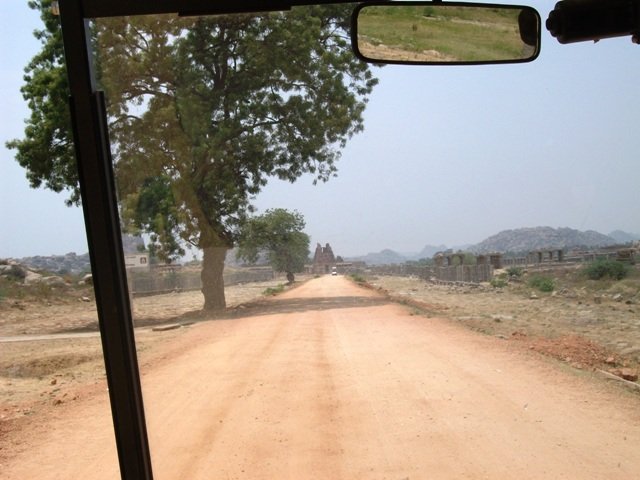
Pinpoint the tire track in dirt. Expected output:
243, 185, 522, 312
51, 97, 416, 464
3, 275, 640, 479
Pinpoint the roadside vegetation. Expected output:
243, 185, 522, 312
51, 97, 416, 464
263, 284, 286, 296
358, 263, 640, 382
490, 276, 508, 288
583, 259, 631, 281
358, 5, 523, 61
0, 271, 89, 305
528, 275, 555, 292
237, 209, 310, 284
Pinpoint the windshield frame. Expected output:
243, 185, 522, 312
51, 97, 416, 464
57, 2, 363, 479
57, 0, 552, 478
59, 0, 351, 480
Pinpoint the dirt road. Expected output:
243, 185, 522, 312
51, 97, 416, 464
3, 276, 640, 479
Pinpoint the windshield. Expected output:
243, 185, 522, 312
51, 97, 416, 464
2, 1, 639, 479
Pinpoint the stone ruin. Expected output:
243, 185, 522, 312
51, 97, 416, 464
312, 243, 336, 274
433, 252, 503, 269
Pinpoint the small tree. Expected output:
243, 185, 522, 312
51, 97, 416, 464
463, 253, 477, 265
583, 259, 630, 281
237, 209, 310, 283
528, 275, 555, 292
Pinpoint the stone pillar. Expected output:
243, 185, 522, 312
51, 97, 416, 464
489, 254, 502, 269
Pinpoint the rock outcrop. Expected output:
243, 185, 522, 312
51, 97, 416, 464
471, 227, 616, 254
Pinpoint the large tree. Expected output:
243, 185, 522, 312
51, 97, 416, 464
6, 0, 79, 205
9, 3, 377, 310
237, 208, 310, 283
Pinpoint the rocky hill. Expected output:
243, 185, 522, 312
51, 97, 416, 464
12, 235, 144, 275
470, 227, 616, 254
347, 243, 452, 265
347, 249, 407, 266
16, 252, 91, 275
412, 244, 448, 260
609, 230, 640, 244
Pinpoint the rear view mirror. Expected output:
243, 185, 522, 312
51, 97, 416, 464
352, 1, 541, 65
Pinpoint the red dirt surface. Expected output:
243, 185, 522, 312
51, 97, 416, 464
2, 276, 640, 479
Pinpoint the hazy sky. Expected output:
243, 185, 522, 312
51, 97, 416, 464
2, 1, 640, 259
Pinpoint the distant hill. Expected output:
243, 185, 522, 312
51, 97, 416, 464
608, 230, 640, 244
347, 244, 450, 265
347, 249, 407, 266
12, 235, 145, 275
411, 244, 448, 260
470, 227, 616, 253
16, 252, 91, 275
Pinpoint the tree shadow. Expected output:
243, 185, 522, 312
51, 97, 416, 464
218, 295, 390, 320
152, 293, 390, 327
58, 294, 389, 334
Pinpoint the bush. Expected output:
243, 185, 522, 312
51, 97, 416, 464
263, 284, 285, 296
490, 278, 507, 288
507, 267, 524, 278
528, 275, 555, 292
583, 259, 630, 281
350, 273, 366, 284
5, 265, 26, 281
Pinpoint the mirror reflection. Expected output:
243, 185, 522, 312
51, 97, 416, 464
354, 3, 540, 64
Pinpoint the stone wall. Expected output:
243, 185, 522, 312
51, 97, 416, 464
128, 266, 275, 296
368, 263, 493, 284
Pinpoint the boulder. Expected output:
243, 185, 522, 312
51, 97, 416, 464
43, 276, 67, 287
23, 270, 43, 285
611, 368, 638, 382
0, 263, 28, 281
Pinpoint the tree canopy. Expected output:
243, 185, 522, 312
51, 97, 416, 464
237, 208, 310, 282
9, 3, 378, 309
6, 0, 78, 205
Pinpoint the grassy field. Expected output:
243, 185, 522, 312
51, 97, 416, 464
358, 5, 527, 62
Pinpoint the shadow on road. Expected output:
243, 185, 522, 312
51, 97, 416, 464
220, 295, 390, 320
53, 294, 390, 335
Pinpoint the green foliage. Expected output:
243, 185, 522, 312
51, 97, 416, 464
31, 281, 57, 300
358, 4, 524, 61
528, 275, 555, 292
423, 6, 436, 17
462, 253, 477, 265
237, 209, 310, 281
263, 284, 286, 296
12, 5, 377, 309
5, 1, 79, 205
350, 273, 366, 284
507, 266, 524, 278
490, 277, 507, 288
4, 265, 27, 281
583, 259, 630, 281
98, 9, 377, 257
123, 176, 185, 262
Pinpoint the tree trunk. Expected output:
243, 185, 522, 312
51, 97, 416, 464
201, 246, 227, 311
